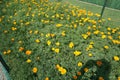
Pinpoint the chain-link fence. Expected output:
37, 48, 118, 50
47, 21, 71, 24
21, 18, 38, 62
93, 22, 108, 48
79, 0, 120, 10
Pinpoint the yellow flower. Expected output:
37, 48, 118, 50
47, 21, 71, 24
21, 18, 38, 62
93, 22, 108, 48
55, 42, 60, 46
32, 13, 35, 17
56, 23, 63, 27
88, 53, 93, 57
108, 18, 111, 21
118, 77, 120, 80
45, 77, 49, 80
101, 35, 106, 39
108, 36, 113, 40
29, 30, 33, 34
3, 51, 7, 55
86, 31, 91, 36
47, 40, 51, 46
74, 50, 81, 56
34, 30, 39, 34
26, 59, 31, 63
61, 31, 66, 36
77, 62, 82, 67
104, 46, 109, 49
82, 34, 88, 39
58, 67, 64, 72
0, 18, 2, 22
88, 44, 93, 49
54, 48, 59, 53
73, 24, 77, 28
26, 50, 32, 55
44, 20, 49, 24
4, 30, 8, 33
11, 27, 17, 31
18, 40, 22, 44
56, 14, 59, 18
50, 33, 55, 37
32, 67, 38, 73
46, 33, 50, 37
52, 47, 55, 51
101, 32, 104, 35
35, 39, 40, 43
95, 13, 100, 17
90, 41, 94, 45
26, 13, 29, 16
40, 33, 44, 36
56, 64, 60, 69
107, 27, 111, 31
25, 22, 30, 25
113, 56, 119, 61
93, 30, 99, 35
107, 32, 111, 35
84, 68, 89, 72
13, 21, 16, 25
69, 42, 74, 48
7, 50, 11, 54
88, 26, 91, 30
61, 69, 67, 75
11, 38, 14, 41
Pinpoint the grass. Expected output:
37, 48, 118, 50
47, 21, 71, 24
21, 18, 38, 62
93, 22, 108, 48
79, 0, 120, 10
0, 0, 120, 80
62, 0, 120, 26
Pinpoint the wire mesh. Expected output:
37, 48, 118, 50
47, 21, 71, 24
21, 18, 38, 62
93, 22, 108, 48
79, 0, 120, 10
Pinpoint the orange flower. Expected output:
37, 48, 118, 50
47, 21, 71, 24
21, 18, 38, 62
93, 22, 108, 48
77, 72, 81, 76
50, 33, 55, 37
32, 67, 38, 73
98, 77, 104, 80
26, 50, 32, 55
73, 75, 77, 79
96, 61, 102, 66
19, 47, 24, 51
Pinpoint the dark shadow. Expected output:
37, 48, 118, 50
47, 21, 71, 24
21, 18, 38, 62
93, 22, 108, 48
0, 54, 10, 73
72, 59, 111, 80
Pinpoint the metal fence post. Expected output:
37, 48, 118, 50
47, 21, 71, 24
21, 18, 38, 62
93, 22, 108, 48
100, 0, 108, 19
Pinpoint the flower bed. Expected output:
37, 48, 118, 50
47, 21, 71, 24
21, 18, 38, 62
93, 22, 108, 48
0, 0, 120, 80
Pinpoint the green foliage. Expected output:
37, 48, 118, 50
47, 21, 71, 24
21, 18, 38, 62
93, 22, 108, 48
0, 0, 120, 80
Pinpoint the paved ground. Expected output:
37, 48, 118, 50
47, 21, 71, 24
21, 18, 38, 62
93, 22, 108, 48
0, 62, 8, 80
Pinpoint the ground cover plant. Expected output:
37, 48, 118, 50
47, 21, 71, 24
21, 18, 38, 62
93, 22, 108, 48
0, 0, 120, 80
62, 0, 120, 26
